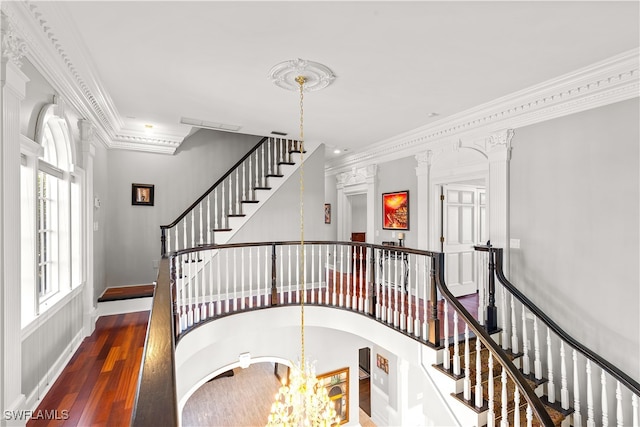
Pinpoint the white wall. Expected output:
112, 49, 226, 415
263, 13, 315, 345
105, 130, 258, 287
509, 98, 639, 380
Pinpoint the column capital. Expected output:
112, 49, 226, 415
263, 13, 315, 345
78, 119, 96, 157
487, 129, 514, 161
1, 13, 27, 68
415, 150, 433, 176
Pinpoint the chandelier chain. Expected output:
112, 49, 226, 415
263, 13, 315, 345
296, 75, 306, 367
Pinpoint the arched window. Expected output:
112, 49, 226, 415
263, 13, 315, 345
21, 101, 82, 322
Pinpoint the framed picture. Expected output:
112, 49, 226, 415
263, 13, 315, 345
324, 203, 331, 224
132, 183, 154, 206
382, 190, 409, 230
317, 367, 349, 424
376, 353, 389, 374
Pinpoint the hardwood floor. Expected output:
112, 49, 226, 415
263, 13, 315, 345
97, 284, 155, 302
27, 311, 149, 427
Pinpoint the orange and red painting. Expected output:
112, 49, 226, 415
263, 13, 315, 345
382, 191, 409, 230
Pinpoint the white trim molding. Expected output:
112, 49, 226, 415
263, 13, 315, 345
326, 48, 639, 174
1, 2, 187, 155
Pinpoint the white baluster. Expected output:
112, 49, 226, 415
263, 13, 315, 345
400, 253, 406, 331
241, 247, 246, 310
213, 188, 219, 231
206, 195, 211, 244
511, 295, 519, 354
200, 251, 206, 320
573, 349, 582, 427
501, 287, 508, 350
332, 244, 337, 306
221, 183, 226, 229
358, 246, 364, 312
587, 360, 595, 427
193, 252, 200, 323
235, 169, 240, 215
346, 245, 351, 309
248, 248, 253, 309
364, 246, 369, 313
325, 245, 330, 306
296, 245, 300, 303
560, 342, 569, 411
242, 162, 248, 202
175, 256, 183, 331
514, 387, 520, 427
534, 317, 542, 380
288, 245, 292, 304
182, 219, 187, 252
632, 393, 638, 427
423, 258, 428, 341
387, 249, 392, 322
217, 249, 222, 314
488, 352, 495, 427
526, 404, 532, 427
187, 257, 193, 327
522, 308, 530, 375
198, 202, 203, 245
253, 150, 259, 189
602, 371, 609, 427
547, 328, 555, 403
616, 381, 623, 427
191, 211, 195, 248
443, 299, 450, 370
475, 337, 483, 408
167, 229, 171, 254
224, 249, 229, 313
233, 248, 238, 311
500, 369, 509, 427
174, 227, 178, 255
453, 311, 461, 376
208, 249, 214, 317
310, 245, 315, 304
464, 324, 471, 401
339, 245, 344, 307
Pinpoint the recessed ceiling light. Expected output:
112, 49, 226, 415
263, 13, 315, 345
427, 112, 439, 118
333, 149, 341, 154
144, 124, 153, 129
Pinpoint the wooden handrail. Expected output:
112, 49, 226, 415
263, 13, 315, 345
160, 136, 268, 231
432, 252, 555, 426
475, 245, 640, 396
130, 258, 178, 426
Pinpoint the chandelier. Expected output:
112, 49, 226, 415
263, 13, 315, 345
266, 61, 338, 427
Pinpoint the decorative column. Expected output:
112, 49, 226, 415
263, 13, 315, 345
1, 12, 29, 415
79, 120, 97, 336
415, 150, 432, 250
487, 129, 514, 272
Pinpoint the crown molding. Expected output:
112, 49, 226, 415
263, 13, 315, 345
325, 48, 639, 175
2, 1, 186, 155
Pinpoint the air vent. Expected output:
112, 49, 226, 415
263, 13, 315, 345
180, 117, 241, 132
270, 131, 288, 136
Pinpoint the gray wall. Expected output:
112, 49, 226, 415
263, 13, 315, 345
105, 130, 259, 286
376, 156, 418, 247
509, 98, 639, 379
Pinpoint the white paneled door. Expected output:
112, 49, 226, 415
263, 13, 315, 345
441, 184, 486, 297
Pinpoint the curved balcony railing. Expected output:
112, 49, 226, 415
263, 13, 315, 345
132, 241, 570, 426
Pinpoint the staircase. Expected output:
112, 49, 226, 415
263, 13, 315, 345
429, 246, 640, 427
160, 136, 313, 257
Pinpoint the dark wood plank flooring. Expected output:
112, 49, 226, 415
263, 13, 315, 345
97, 284, 155, 302
27, 311, 149, 427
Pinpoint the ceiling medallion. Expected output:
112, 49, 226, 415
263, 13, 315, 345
268, 58, 336, 92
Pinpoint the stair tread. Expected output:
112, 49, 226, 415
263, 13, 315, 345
266, 174, 284, 178
254, 187, 272, 190
241, 200, 259, 204
227, 214, 246, 217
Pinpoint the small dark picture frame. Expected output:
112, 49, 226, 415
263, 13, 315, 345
132, 183, 154, 206
324, 203, 331, 224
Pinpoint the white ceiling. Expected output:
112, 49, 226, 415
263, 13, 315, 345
30, 1, 640, 156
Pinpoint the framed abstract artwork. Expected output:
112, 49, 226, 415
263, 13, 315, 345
317, 367, 349, 424
382, 190, 409, 230
132, 183, 154, 206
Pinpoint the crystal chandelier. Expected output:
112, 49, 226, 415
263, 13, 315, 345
266, 62, 338, 427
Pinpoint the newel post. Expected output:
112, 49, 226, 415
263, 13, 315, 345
428, 253, 442, 347
160, 227, 167, 257
271, 243, 278, 305
485, 246, 498, 333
